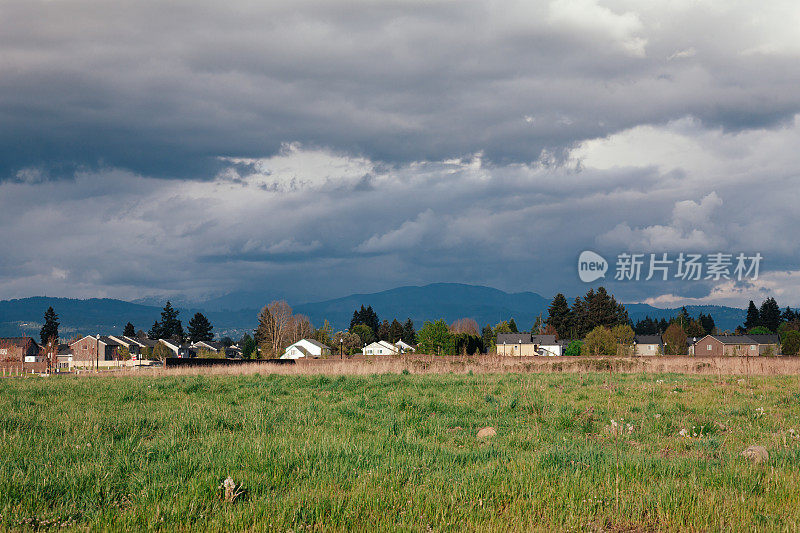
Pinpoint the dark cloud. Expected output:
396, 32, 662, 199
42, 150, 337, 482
2, 1, 800, 308
3, 0, 800, 178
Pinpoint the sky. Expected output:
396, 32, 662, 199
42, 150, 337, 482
2, 0, 800, 309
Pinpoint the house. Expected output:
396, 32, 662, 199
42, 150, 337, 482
225, 344, 243, 358
496, 333, 540, 357
56, 343, 72, 369
108, 335, 146, 359
745, 334, 782, 355
692, 335, 760, 357
158, 338, 196, 358
634, 335, 663, 356
281, 339, 331, 359
192, 340, 225, 354
395, 340, 415, 353
363, 340, 399, 356
0, 337, 41, 363
531, 335, 561, 356
69, 335, 122, 366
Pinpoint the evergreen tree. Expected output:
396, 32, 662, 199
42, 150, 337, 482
759, 297, 781, 333
508, 318, 518, 333
187, 312, 214, 342
389, 319, 404, 343
150, 301, 184, 340
571, 287, 629, 337
782, 307, 797, 323
480, 324, 494, 351
378, 319, 391, 341
39, 306, 59, 345
123, 322, 136, 337
402, 319, 416, 344
546, 293, 572, 339
240, 333, 257, 359
698, 313, 716, 335
148, 321, 162, 340
349, 309, 361, 331
744, 301, 760, 330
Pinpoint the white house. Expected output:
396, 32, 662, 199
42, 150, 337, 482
531, 335, 562, 356
363, 340, 399, 356
281, 339, 331, 359
395, 340, 415, 353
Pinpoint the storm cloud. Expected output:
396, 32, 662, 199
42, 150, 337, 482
2, 0, 800, 308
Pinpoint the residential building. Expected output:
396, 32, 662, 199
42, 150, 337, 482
281, 339, 331, 359
395, 340, 415, 353
531, 335, 561, 356
363, 340, 399, 355
692, 335, 760, 357
496, 333, 540, 357
634, 335, 663, 356
69, 335, 122, 366
0, 337, 41, 363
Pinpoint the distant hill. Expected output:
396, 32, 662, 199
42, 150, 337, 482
0, 284, 748, 340
294, 283, 552, 331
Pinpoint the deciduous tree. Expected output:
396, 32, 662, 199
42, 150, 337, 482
663, 323, 688, 355
417, 320, 454, 355
450, 318, 479, 335
255, 300, 294, 358
581, 327, 616, 356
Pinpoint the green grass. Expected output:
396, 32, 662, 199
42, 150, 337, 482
1, 372, 800, 531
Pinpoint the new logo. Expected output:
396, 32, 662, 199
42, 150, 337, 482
578, 251, 608, 282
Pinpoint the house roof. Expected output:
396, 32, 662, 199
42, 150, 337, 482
301, 338, 330, 350
496, 333, 532, 345
193, 340, 224, 350
709, 335, 757, 345
745, 334, 781, 345
530, 335, 557, 345
126, 336, 157, 348
293, 345, 311, 356
0, 337, 39, 349
635, 335, 663, 345
99, 336, 121, 346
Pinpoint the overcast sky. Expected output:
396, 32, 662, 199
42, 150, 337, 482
2, 0, 800, 309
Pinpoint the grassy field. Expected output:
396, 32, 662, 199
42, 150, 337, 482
2, 372, 800, 531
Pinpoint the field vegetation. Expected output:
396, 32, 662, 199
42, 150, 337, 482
1, 372, 799, 531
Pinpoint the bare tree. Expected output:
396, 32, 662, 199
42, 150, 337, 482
289, 314, 314, 345
255, 300, 295, 358
450, 318, 479, 335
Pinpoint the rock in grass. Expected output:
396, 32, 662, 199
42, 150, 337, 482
477, 427, 497, 439
742, 445, 769, 465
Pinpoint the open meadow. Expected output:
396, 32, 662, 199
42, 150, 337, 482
2, 371, 800, 531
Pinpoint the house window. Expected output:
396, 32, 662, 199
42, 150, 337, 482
750, 346, 756, 351
707, 345, 712, 350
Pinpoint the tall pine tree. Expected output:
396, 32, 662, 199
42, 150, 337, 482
402, 319, 416, 344
546, 293, 572, 339
123, 322, 136, 337
759, 297, 781, 333
744, 301, 760, 330
187, 312, 214, 342
39, 306, 59, 345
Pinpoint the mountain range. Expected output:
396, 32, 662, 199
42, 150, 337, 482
0, 283, 747, 339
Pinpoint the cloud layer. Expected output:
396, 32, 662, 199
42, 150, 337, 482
2, 0, 800, 308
